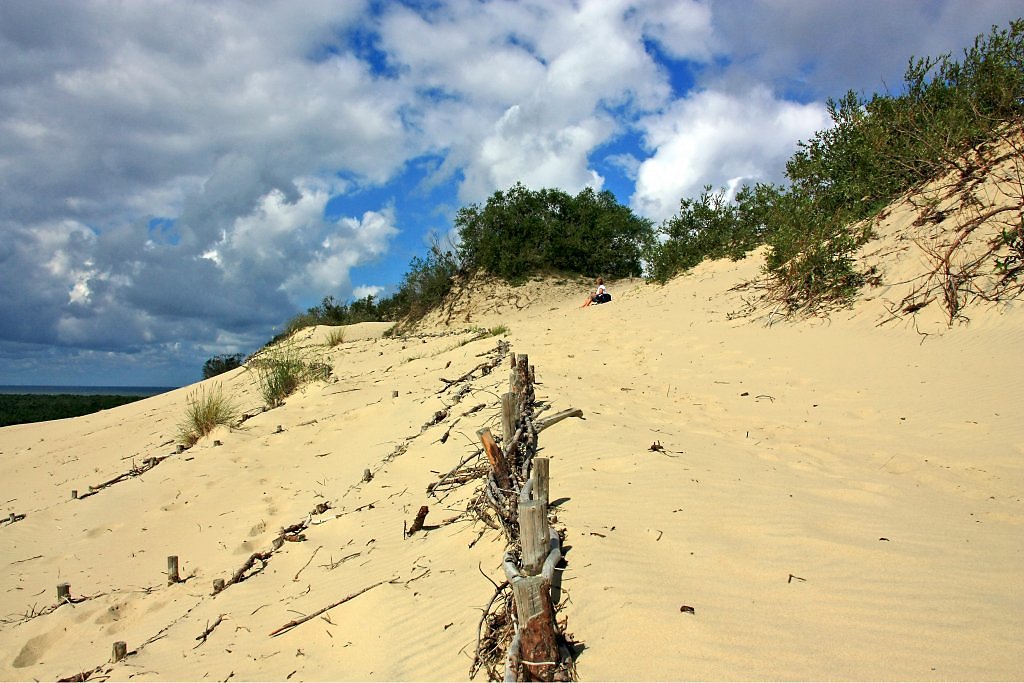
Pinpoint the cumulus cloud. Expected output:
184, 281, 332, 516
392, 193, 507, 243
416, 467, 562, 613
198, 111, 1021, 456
631, 86, 830, 222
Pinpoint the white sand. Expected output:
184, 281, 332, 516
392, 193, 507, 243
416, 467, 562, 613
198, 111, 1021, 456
1, 145, 1022, 681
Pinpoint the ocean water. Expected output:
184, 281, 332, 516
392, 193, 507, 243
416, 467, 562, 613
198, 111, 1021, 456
0, 385, 178, 397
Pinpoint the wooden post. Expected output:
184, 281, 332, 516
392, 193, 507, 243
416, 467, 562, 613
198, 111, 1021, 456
176, 444, 185, 453
212, 579, 225, 595
501, 392, 515, 442
479, 428, 510, 490
362, 468, 373, 483
112, 641, 127, 662
392, 390, 399, 398
167, 555, 180, 585
519, 499, 548, 576
533, 458, 550, 508
512, 575, 560, 681
71, 489, 78, 500
57, 583, 71, 603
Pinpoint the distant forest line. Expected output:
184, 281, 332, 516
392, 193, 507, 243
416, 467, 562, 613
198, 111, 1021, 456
0, 394, 146, 427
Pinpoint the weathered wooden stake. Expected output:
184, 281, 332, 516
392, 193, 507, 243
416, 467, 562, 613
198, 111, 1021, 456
512, 575, 560, 681
8, 513, 15, 523
392, 390, 399, 398
212, 578, 225, 595
479, 428, 511, 490
213, 440, 222, 447
501, 392, 515, 442
71, 489, 78, 500
112, 641, 127, 662
167, 555, 180, 585
362, 468, 373, 483
519, 499, 548, 576
406, 505, 429, 537
176, 444, 185, 453
57, 582, 71, 603
533, 457, 550, 508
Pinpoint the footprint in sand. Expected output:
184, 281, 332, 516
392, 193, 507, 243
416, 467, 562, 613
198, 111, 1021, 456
12, 630, 58, 668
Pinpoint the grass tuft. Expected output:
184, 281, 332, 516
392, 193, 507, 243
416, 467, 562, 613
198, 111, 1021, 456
177, 383, 238, 447
325, 327, 346, 347
250, 343, 332, 408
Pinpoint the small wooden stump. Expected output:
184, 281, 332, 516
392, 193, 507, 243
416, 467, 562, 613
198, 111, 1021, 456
362, 468, 373, 483
112, 641, 127, 662
71, 489, 78, 500
392, 390, 399, 398
57, 582, 71, 604
167, 555, 181, 585
512, 575, 560, 681
176, 444, 185, 453
213, 440, 222, 447
212, 579, 225, 595
406, 505, 429, 537
275, 425, 284, 434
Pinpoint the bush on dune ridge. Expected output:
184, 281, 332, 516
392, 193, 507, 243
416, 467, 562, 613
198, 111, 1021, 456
266, 19, 1022, 346
650, 19, 1024, 311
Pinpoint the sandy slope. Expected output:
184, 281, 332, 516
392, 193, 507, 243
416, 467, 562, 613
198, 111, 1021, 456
2, 149, 1023, 680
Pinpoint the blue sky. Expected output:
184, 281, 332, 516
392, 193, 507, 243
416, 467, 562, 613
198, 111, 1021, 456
0, 0, 1020, 387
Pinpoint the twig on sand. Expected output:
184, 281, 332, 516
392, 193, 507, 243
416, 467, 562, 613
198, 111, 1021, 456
268, 577, 398, 637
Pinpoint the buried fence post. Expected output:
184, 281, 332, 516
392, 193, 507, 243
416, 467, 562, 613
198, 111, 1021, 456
479, 428, 511, 490
533, 458, 550, 508
519, 499, 548, 576
501, 392, 516, 443
57, 582, 71, 604
511, 575, 560, 681
167, 556, 180, 585
112, 641, 127, 662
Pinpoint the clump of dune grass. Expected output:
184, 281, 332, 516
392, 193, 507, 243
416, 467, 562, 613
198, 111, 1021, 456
250, 342, 332, 408
177, 383, 238, 447
325, 327, 346, 347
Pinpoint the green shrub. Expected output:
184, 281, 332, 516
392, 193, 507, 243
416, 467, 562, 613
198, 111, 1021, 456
456, 183, 653, 281
177, 383, 238, 447
250, 343, 332, 408
202, 353, 245, 379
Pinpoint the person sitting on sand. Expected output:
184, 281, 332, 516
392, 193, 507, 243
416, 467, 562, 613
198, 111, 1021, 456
582, 278, 611, 307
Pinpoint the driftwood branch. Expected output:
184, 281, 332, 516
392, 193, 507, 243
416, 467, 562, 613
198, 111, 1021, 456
534, 408, 583, 433
194, 614, 226, 649
268, 578, 396, 636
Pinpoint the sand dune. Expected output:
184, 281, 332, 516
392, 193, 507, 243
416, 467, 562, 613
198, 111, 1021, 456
2, 145, 1023, 680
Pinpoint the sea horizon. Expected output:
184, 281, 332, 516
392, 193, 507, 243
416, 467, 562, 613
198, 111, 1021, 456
0, 385, 179, 397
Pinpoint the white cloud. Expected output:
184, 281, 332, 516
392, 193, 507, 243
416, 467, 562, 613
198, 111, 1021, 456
631, 86, 830, 222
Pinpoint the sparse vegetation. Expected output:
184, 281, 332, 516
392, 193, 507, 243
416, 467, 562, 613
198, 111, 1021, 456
250, 342, 332, 408
177, 383, 238, 447
325, 328, 346, 347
